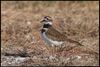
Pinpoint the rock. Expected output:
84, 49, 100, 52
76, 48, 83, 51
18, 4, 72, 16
1, 55, 29, 66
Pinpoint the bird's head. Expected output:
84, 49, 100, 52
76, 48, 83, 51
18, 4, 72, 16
40, 16, 53, 26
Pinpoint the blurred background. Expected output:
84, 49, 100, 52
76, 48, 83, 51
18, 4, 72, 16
1, 1, 99, 66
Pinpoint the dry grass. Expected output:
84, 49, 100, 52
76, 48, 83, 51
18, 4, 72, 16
1, 1, 99, 66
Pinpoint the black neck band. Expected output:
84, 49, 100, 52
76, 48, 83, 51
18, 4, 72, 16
43, 24, 52, 28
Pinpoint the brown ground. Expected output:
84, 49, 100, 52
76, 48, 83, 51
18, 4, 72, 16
1, 1, 99, 66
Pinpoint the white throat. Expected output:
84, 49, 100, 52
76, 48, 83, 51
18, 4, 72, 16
43, 21, 52, 25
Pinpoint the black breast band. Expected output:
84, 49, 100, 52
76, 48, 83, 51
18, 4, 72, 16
41, 29, 45, 33
43, 24, 52, 28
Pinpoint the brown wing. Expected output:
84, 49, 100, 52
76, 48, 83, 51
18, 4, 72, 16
46, 26, 83, 46
46, 26, 67, 41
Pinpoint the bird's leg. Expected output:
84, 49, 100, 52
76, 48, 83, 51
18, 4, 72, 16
49, 46, 55, 56
45, 45, 53, 55
45, 44, 56, 56
51, 47, 55, 56
52, 45, 58, 56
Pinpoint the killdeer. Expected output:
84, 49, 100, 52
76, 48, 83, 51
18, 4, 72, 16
40, 16, 83, 52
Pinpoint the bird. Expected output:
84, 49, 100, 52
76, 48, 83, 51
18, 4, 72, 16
40, 16, 83, 53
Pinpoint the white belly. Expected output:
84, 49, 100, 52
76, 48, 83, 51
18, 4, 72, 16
41, 32, 64, 47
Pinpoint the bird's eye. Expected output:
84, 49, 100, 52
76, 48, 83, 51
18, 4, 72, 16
44, 16, 51, 20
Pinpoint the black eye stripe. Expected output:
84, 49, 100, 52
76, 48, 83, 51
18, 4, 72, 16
44, 17, 52, 21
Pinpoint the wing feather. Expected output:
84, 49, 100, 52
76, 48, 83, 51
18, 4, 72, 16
46, 26, 67, 41
45, 26, 83, 46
